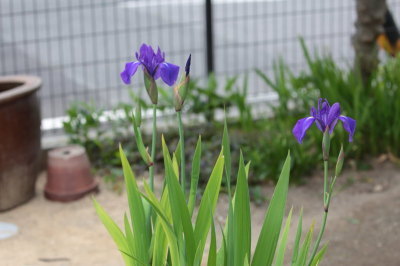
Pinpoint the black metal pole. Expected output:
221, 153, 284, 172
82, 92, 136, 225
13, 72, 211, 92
205, 0, 214, 74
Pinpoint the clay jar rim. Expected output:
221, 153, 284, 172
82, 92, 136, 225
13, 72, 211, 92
0, 75, 42, 104
48, 145, 87, 161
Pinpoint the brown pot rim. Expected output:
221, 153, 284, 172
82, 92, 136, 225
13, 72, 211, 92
0, 75, 42, 104
44, 178, 98, 201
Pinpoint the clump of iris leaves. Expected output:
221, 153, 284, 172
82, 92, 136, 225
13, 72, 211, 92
63, 41, 400, 192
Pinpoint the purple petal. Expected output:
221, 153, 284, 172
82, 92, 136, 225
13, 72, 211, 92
327, 103, 341, 129
292, 117, 316, 144
310, 107, 317, 117
314, 119, 324, 132
120, 61, 141, 84
158, 62, 180, 86
185, 54, 191, 77
155, 47, 165, 63
328, 119, 339, 134
320, 101, 329, 124
339, 115, 356, 142
139, 44, 154, 64
153, 65, 161, 80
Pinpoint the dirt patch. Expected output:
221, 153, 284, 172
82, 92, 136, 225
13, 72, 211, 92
0, 161, 399, 265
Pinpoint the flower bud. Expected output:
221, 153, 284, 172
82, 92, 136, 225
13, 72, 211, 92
335, 145, 344, 177
131, 112, 153, 167
174, 54, 191, 112
174, 76, 190, 111
322, 128, 330, 161
143, 70, 158, 104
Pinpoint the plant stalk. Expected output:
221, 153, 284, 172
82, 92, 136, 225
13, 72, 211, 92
323, 160, 328, 204
177, 111, 186, 196
308, 160, 333, 265
149, 104, 157, 192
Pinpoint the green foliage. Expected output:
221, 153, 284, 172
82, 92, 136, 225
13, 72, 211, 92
253, 39, 400, 181
95, 117, 325, 265
65, 39, 400, 190
188, 73, 253, 127
63, 102, 136, 170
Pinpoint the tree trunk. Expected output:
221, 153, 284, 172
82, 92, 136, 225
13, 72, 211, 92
352, 0, 387, 82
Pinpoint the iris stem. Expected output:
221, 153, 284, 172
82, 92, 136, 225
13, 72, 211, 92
177, 111, 186, 196
308, 159, 334, 265
323, 161, 328, 204
308, 208, 328, 266
149, 104, 157, 192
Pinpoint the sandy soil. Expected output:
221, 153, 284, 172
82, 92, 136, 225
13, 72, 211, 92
1, 160, 400, 266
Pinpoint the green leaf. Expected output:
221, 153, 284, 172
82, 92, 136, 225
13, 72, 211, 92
227, 202, 235, 265
188, 136, 202, 216
142, 183, 174, 233
151, 185, 172, 266
310, 244, 328, 266
193, 238, 206, 266
295, 223, 314, 266
131, 113, 153, 166
194, 150, 225, 259
291, 208, 304, 265
123, 214, 135, 257
217, 224, 228, 266
118, 249, 146, 266
207, 217, 217, 266
162, 137, 196, 265
119, 145, 150, 264
252, 151, 291, 266
152, 219, 168, 266
172, 153, 180, 178
141, 183, 180, 266
244, 255, 250, 266
222, 118, 232, 194
93, 199, 133, 266
233, 152, 251, 265
175, 140, 182, 165
255, 68, 277, 91
245, 161, 251, 178
274, 207, 293, 266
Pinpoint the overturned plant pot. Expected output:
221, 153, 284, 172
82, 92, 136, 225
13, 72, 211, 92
0, 75, 42, 211
45, 145, 98, 202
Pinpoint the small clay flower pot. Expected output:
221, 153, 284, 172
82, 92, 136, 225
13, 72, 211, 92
45, 145, 98, 202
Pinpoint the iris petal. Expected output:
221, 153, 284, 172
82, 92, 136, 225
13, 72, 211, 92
292, 117, 316, 144
339, 115, 356, 142
327, 103, 341, 128
158, 62, 180, 86
328, 119, 339, 134
120, 61, 141, 84
185, 54, 192, 77
310, 107, 317, 117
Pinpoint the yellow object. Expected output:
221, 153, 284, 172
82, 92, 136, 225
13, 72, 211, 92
377, 34, 396, 56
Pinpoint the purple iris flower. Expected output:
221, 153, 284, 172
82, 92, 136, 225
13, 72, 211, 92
120, 44, 180, 86
293, 98, 356, 144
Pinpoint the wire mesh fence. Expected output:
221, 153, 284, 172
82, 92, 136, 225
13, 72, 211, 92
1, 0, 399, 135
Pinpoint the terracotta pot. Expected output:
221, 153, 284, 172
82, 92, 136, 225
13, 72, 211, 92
0, 75, 42, 211
45, 145, 98, 202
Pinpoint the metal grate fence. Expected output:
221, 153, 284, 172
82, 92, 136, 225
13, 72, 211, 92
1, 0, 400, 134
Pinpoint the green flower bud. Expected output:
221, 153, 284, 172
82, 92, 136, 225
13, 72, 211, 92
174, 54, 191, 112
322, 128, 330, 161
335, 145, 345, 177
131, 112, 153, 167
174, 75, 190, 111
143, 70, 158, 104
